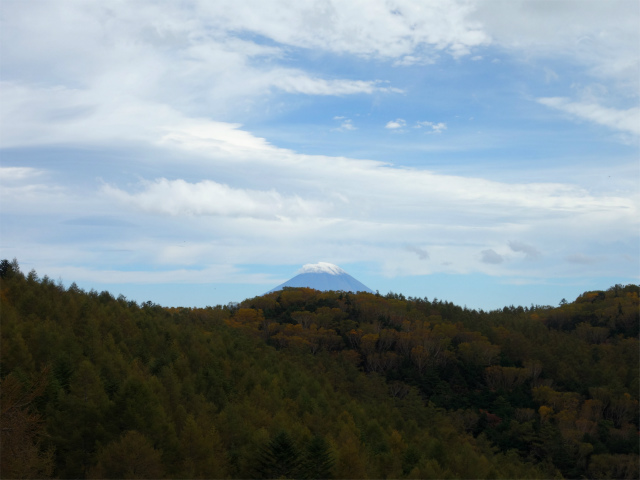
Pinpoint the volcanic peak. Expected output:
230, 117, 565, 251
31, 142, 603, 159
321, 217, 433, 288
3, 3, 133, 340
267, 262, 373, 294
298, 262, 346, 275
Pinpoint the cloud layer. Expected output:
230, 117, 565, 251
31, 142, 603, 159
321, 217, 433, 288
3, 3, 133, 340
538, 98, 640, 135
1, 0, 638, 306
103, 179, 325, 219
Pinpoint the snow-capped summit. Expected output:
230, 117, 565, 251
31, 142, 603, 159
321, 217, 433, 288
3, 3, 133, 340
268, 262, 373, 294
298, 262, 346, 275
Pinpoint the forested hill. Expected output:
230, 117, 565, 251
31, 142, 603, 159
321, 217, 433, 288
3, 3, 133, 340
1, 259, 638, 479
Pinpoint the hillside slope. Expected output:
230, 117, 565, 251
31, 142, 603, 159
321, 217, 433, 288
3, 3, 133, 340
1, 259, 637, 479
268, 271, 374, 294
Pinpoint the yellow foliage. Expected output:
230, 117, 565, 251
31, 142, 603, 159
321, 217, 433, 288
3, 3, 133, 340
539, 405, 553, 422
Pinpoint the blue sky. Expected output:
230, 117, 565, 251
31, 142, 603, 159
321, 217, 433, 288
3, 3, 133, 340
1, 0, 638, 310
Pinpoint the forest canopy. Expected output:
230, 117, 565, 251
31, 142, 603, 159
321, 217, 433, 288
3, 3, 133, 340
1, 258, 638, 479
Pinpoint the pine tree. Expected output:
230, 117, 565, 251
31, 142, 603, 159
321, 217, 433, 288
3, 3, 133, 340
255, 431, 301, 479
299, 434, 334, 479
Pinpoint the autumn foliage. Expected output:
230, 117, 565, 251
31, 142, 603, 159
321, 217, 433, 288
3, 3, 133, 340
1, 259, 638, 478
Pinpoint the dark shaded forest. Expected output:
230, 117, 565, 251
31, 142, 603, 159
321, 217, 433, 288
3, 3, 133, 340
1, 258, 638, 479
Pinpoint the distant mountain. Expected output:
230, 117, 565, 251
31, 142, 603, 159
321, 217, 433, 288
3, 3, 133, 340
268, 262, 374, 294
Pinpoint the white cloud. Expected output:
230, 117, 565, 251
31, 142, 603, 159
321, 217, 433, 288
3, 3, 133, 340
393, 55, 437, 67
0, 184, 68, 212
299, 262, 346, 275
102, 178, 326, 219
2, 0, 635, 152
87, 116, 635, 229
3, 94, 635, 280
339, 119, 357, 131
5, 154, 637, 282
0, 81, 174, 149
385, 119, 406, 129
0, 166, 70, 214
1, 2, 417, 151
431, 123, 447, 133
416, 121, 447, 133
472, 0, 640, 89
198, 0, 490, 60
473, 0, 639, 139
78, 120, 636, 279
538, 97, 640, 135
331, 116, 357, 131
157, 119, 284, 158
272, 75, 402, 95
0, 0, 482, 122
0, 167, 44, 182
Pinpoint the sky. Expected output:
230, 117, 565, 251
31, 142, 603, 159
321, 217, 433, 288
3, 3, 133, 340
1, 0, 638, 310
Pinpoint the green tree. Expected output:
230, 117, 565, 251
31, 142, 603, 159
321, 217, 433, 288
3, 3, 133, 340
256, 431, 301, 479
0, 370, 54, 479
90, 430, 164, 479
178, 414, 227, 478
299, 434, 334, 479
47, 359, 111, 477
0, 258, 15, 278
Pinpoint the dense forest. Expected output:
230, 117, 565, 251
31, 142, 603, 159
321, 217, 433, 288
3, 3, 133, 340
1, 258, 638, 479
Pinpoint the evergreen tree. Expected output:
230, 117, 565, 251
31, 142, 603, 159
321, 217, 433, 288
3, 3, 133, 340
299, 434, 334, 479
0, 258, 12, 278
256, 431, 301, 479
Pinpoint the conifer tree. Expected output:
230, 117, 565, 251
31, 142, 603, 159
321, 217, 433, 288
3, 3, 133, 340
299, 434, 334, 479
255, 431, 300, 479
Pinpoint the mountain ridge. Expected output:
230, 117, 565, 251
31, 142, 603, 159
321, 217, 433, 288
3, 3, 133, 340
268, 262, 374, 294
